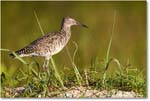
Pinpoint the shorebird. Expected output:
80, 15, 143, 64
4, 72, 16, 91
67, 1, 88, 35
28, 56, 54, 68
10, 16, 88, 71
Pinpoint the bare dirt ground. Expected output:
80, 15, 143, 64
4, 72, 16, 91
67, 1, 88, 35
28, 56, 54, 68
3, 86, 143, 98
49, 86, 143, 98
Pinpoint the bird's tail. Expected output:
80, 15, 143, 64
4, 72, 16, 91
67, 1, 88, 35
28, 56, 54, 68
9, 51, 20, 58
9, 45, 35, 58
9, 48, 25, 58
9, 52, 16, 58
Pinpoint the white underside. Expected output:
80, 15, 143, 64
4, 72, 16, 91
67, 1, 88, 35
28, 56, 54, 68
19, 53, 39, 57
19, 45, 64, 59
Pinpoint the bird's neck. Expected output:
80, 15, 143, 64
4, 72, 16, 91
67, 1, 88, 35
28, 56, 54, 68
61, 24, 71, 36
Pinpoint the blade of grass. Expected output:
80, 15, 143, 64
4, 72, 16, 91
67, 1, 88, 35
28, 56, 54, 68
19, 68, 28, 77
12, 52, 28, 65
65, 42, 82, 86
102, 58, 123, 86
103, 10, 117, 86
34, 10, 44, 36
0, 48, 11, 52
50, 58, 64, 88
105, 58, 123, 75
106, 10, 117, 63
0, 48, 28, 65
84, 69, 89, 86
72, 42, 82, 85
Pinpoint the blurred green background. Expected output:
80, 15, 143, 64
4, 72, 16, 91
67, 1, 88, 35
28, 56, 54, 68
1, 1, 146, 75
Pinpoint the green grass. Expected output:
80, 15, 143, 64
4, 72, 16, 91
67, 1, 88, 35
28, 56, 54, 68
0, 11, 146, 98
66, 42, 83, 86
0, 47, 146, 98
0, 53, 146, 97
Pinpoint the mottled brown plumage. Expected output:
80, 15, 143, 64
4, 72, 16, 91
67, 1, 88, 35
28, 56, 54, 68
10, 16, 88, 70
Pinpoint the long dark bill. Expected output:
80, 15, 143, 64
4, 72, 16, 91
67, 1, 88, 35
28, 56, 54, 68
77, 21, 88, 28
81, 24, 88, 28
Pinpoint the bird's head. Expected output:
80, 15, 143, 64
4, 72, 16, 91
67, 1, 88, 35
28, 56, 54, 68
62, 16, 88, 28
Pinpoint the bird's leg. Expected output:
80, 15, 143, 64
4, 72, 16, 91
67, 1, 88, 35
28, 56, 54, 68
45, 59, 49, 69
42, 59, 46, 72
42, 57, 50, 72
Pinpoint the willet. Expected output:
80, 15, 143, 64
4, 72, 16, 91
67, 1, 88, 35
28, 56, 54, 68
10, 16, 88, 71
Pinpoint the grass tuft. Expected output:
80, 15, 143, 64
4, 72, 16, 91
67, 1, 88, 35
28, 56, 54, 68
65, 42, 82, 86
103, 10, 117, 86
